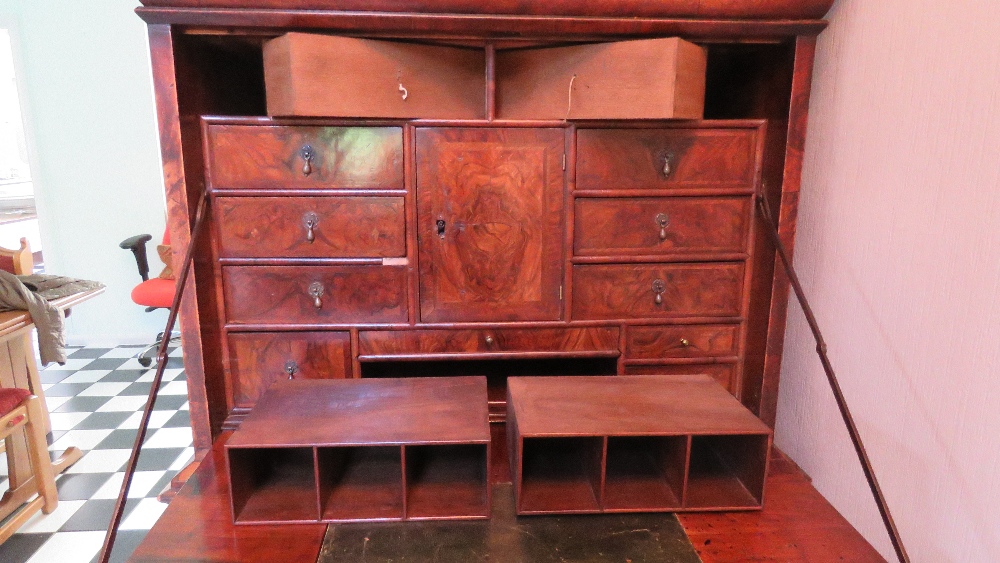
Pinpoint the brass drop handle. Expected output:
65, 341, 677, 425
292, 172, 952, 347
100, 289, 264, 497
308, 281, 324, 309
679, 338, 690, 347
284, 360, 299, 380
652, 279, 666, 305
303, 212, 319, 243
484, 335, 495, 346
662, 153, 674, 178
655, 213, 670, 241
300, 145, 315, 176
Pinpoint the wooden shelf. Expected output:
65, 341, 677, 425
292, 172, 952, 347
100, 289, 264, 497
225, 377, 489, 524
508, 375, 772, 514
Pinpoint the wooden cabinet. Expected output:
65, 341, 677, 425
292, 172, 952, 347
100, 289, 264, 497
138, 4, 826, 488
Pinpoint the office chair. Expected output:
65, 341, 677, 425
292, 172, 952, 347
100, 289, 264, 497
120, 229, 176, 367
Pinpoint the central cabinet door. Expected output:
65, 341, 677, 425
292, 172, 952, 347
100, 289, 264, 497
417, 127, 565, 322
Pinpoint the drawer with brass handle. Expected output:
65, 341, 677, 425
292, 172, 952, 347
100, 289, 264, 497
625, 325, 739, 359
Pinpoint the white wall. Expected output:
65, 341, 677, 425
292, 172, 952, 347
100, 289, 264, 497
776, 1, 1000, 561
1, 1, 168, 345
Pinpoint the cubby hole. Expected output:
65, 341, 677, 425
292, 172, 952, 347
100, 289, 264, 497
518, 437, 603, 513
228, 447, 318, 523
405, 444, 488, 519
603, 436, 687, 511
685, 434, 769, 509
317, 446, 404, 521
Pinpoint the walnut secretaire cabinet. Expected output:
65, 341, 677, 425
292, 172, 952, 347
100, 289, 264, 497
136, 1, 833, 474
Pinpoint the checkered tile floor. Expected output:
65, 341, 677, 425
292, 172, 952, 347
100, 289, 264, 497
0, 345, 193, 563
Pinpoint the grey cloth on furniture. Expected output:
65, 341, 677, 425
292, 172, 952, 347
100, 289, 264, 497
0, 271, 105, 365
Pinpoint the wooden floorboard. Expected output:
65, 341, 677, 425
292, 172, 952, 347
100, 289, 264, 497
130, 438, 884, 562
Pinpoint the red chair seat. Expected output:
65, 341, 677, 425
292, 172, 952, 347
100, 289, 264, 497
0, 387, 30, 416
130, 278, 175, 309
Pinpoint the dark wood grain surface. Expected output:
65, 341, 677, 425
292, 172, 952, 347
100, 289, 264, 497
137, 0, 836, 20
572, 263, 745, 320
574, 196, 751, 256
222, 265, 407, 324
226, 331, 352, 410
416, 127, 565, 323
206, 124, 404, 190
359, 327, 618, 356
228, 377, 489, 447
577, 127, 757, 190
214, 196, 405, 258
626, 324, 739, 359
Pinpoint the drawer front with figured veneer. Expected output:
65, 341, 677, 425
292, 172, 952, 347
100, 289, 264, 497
215, 196, 405, 259
576, 128, 757, 190
572, 263, 744, 320
227, 332, 352, 410
626, 325, 739, 360
223, 265, 407, 325
205, 125, 404, 190
574, 196, 751, 257
359, 327, 619, 359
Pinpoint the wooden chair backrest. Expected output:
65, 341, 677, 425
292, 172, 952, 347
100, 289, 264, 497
0, 238, 33, 275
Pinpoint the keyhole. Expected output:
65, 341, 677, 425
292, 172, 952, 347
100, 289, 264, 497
436, 219, 446, 239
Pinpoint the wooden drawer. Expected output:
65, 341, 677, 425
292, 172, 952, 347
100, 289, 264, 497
626, 325, 739, 359
223, 265, 407, 325
359, 327, 619, 358
205, 125, 403, 190
572, 263, 744, 320
227, 332, 352, 410
574, 196, 750, 256
215, 196, 405, 259
576, 128, 757, 190
624, 363, 738, 393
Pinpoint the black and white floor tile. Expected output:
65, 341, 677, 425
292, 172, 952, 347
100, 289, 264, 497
0, 345, 193, 563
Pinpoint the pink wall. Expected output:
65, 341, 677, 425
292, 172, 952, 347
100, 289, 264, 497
775, 1, 1000, 561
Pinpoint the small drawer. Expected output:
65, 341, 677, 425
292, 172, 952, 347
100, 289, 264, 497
359, 327, 619, 358
205, 124, 403, 190
576, 128, 757, 190
223, 265, 407, 325
227, 332, 352, 410
215, 196, 405, 259
574, 196, 751, 256
624, 363, 738, 394
572, 263, 744, 320
626, 325, 739, 359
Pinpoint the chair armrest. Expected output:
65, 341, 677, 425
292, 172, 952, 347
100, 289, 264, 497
119, 234, 153, 282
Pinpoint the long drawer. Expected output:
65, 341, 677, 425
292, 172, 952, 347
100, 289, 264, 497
223, 265, 407, 325
574, 196, 751, 256
626, 324, 739, 359
215, 196, 405, 258
227, 331, 352, 410
359, 327, 620, 358
572, 263, 744, 320
576, 128, 757, 189
205, 124, 404, 189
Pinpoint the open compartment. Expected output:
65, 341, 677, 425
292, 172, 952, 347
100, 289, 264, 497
227, 447, 318, 524
405, 444, 488, 519
317, 446, 404, 521
518, 437, 603, 513
603, 436, 687, 511
685, 434, 769, 509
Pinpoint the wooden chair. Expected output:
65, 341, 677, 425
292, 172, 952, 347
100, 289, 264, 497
0, 387, 58, 544
0, 238, 34, 275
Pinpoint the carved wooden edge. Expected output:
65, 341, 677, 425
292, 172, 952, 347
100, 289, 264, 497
136, 0, 835, 21
148, 25, 213, 452
757, 36, 817, 427
134, 9, 828, 38
157, 449, 208, 503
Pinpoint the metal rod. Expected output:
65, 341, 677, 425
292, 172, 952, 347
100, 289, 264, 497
756, 194, 909, 563
97, 191, 210, 563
